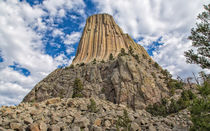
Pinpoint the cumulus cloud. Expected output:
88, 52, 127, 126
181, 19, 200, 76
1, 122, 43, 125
52, 29, 64, 37
93, 0, 209, 78
0, 0, 85, 105
64, 32, 81, 45
152, 34, 210, 78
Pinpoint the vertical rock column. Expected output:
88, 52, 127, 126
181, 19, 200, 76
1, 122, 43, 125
72, 14, 149, 64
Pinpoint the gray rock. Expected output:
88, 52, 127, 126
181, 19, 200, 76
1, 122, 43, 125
24, 117, 33, 124
131, 122, 140, 131
74, 116, 90, 128
93, 126, 102, 131
10, 122, 22, 130
104, 120, 111, 127
39, 121, 47, 131
148, 124, 156, 131
0, 127, 7, 131
71, 126, 80, 131
0, 117, 2, 125
49, 124, 60, 131
79, 104, 87, 111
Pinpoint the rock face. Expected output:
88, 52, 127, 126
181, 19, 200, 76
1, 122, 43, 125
22, 14, 170, 109
0, 98, 192, 130
23, 53, 169, 109
73, 13, 150, 64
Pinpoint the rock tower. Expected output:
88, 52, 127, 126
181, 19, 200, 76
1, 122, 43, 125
73, 14, 149, 64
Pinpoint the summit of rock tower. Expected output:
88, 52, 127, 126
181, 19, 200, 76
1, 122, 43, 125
73, 13, 149, 64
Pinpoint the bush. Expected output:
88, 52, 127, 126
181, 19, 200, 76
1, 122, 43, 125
101, 60, 105, 63
128, 46, 134, 55
151, 72, 156, 78
154, 62, 159, 68
170, 87, 175, 95
133, 54, 140, 63
190, 77, 210, 131
161, 69, 172, 80
80, 62, 85, 66
72, 78, 83, 98
148, 59, 152, 63
70, 64, 74, 69
190, 98, 210, 131
101, 88, 105, 93
168, 79, 184, 89
198, 80, 210, 97
109, 53, 114, 60
142, 54, 147, 59
116, 109, 131, 131
120, 48, 127, 56
92, 59, 96, 64
88, 98, 98, 113
146, 90, 196, 116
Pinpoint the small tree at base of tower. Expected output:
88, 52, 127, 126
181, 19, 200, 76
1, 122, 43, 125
72, 78, 84, 98
109, 53, 114, 60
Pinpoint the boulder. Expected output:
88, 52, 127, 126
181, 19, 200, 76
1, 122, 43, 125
29, 123, 40, 131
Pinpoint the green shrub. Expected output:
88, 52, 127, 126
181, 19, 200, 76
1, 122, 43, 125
149, 59, 152, 63
59, 89, 65, 98
142, 54, 147, 59
168, 99, 180, 113
181, 90, 196, 101
101, 60, 105, 63
154, 62, 159, 68
190, 98, 210, 131
116, 109, 131, 131
133, 54, 140, 63
80, 62, 85, 66
198, 81, 210, 97
168, 79, 184, 90
146, 90, 196, 117
161, 69, 172, 80
190, 77, 210, 131
92, 59, 96, 64
101, 88, 105, 93
87, 98, 98, 113
170, 87, 175, 95
146, 102, 168, 117
120, 48, 127, 56
109, 53, 114, 60
70, 64, 74, 69
151, 72, 156, 78
128, 46, 134, 55
72, 78, 83, 98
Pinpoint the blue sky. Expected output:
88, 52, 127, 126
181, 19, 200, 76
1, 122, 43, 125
0, 0, 209, 106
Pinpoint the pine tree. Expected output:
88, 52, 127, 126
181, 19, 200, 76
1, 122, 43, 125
184, 4, 210, 69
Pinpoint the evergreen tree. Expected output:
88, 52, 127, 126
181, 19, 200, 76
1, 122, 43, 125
184, 4, 210, 69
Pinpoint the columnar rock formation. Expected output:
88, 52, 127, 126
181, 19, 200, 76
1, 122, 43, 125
73, 14, 149, 64
22, 14, 170, 109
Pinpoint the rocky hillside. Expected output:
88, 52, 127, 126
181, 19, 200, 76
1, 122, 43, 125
23, 52, 169, 109
0, 97, 192, 131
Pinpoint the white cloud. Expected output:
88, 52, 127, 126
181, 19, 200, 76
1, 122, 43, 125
93, 0, 209, 78
93, 0, 207, 37
66, 46, 75, 54
152, 34, 210, 78
0, 0, 85, 105
43, 0, 85, 17
52, 29, 64, 37
64, 32, 81, 45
